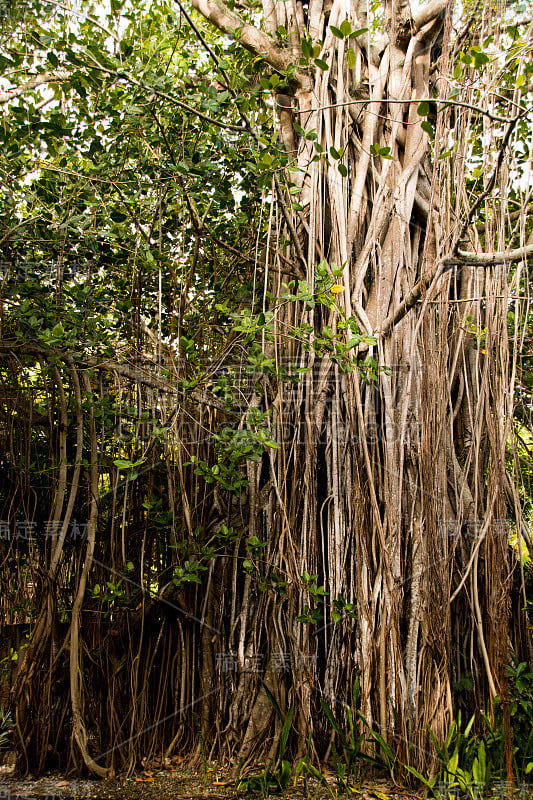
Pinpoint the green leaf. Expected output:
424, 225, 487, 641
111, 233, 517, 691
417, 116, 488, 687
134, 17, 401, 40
114, 459, 134, 469
320, 698, 347, 747
464, 713, 475, 738
314, 58, 329, 71
260, 678, 284, 720
471, 47, 489, 67
338, 164, 348, 177
339, 19, 352, 36
417, 101, 430, 116
110, 210, 127, 222
346, 48, 356, 69
349, 27, 368, 37
421, 120, 434, 135
404, 765, 437, 792
51, 322, 64, 337
448, 746, 459, 777
279, 760, 291, 788
330, 25, 344, 38
439, 147, 455, 160
301, 38, 313, 58
279, 707, 293, 758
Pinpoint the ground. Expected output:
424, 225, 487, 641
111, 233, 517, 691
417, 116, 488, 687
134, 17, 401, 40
0, 760, 424, 800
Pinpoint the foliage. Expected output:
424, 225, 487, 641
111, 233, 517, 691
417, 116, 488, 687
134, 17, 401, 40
237, 689, 294, 795
0, 707, 13, 753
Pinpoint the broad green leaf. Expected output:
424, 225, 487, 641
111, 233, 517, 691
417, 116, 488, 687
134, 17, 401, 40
448, 746, 459, 776
301, 38, 313, 58
110, 210, 127, 222
320, 698, 347, 746
339, 19, 352, 36
279, 707, 293, 758
464, 713, 475, 737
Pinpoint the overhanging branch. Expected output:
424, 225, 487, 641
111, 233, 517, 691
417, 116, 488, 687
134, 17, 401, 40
187, 0, 311, 88
379, 241, 533, 336
412, 0, 449, 31
0, 342, 229, 410
0, 71, 70, 104
445, 242, 533, 266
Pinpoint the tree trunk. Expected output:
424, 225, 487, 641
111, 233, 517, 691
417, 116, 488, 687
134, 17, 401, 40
189, 0, 515, 770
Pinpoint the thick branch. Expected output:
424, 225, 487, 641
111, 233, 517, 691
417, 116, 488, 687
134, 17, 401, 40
187, 0, 311, 87
0, 71, 69, 104
380, 241, 533, 336
378, 271, 436, 337
0, 341, 229, 410
446, 242, 533, 266
412, 0, 448, 31
477, 203, 533, 233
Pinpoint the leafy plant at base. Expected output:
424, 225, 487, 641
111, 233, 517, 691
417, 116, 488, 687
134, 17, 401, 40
319, 678, 366, 791
237, 683, 294, 795
0, 707, 13, 752
406, 712, 491, 800
490, 658, 533, 778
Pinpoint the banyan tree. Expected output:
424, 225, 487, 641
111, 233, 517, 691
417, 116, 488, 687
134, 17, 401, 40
0, 0, 531, 780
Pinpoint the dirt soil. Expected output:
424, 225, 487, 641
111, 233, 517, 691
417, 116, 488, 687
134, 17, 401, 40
0, 761, 424, 800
